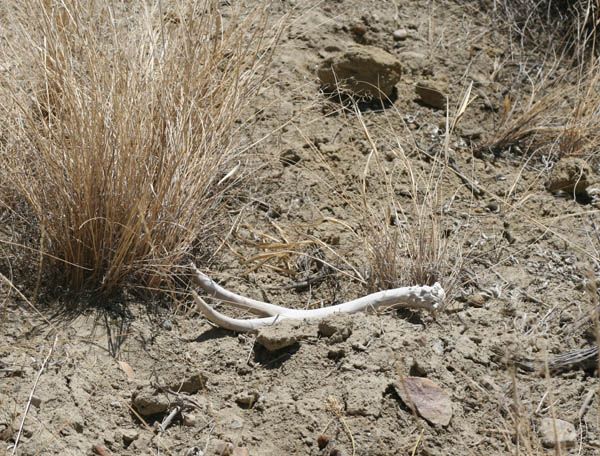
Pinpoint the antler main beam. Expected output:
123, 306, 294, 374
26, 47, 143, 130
190, 263, 445, 332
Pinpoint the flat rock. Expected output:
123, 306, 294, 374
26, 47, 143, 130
168, 371, 207, 394
415, 82, 447, 109
256, 320, 301, 351
539, 418, 577, 448
318, 44, 402, 98
545, 157, 595, 195
394, 377, 452, 426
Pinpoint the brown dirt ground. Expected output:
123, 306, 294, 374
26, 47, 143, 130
2, 1, 600, 455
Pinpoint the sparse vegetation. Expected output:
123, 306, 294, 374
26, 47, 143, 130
0, 0, 599, 455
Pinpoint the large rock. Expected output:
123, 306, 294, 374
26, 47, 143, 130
318, 44, 402, 98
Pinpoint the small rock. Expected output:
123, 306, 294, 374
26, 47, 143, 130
183, 447, 204, 456
392, 29, 409, 41
132, 390, 170, 416
122, 429, 139, 445
546, 157, 595, 195
169, 372, 207, 394
327, 348, 346, 360
280, 149, 301, 167
319, 314, 353, 343
415, 82, 447, 110
213, 440, 234, 456
322, 42, 345, 53
318, 44, 402, 98
467, 293, 488, 308
317, 434, 331, 450
182, 413, 196, 427
92, 444, 112, 456
30, 395, 42, 409
539, 417, 577, 448
235, 390, 260, 409
394, 377, 452, 426
351, 23, 367, 37
162, 319, 173, 330
228, 415, 244, 430
256, 320, 299, 351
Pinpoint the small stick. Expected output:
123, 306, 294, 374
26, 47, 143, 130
159, 406, 181, 433
11, 336, 58, 456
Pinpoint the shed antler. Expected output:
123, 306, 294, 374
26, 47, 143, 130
190, 263, 445, 332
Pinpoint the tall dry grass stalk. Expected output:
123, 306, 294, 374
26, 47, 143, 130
0, 0, 277, 294
356, 109, 465, 300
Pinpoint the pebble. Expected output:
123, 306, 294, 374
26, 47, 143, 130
30, 395, 42, 409
121, 429, 139, 445
235, 390, 260, 409
392, 29, 409, 41
182, 412, 196, 427
539, 417, 577, 448
213, 440, 234, 456
92, 445, 111, 456
351, 23, 367, 36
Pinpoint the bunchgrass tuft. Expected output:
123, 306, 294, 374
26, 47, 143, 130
0, 0, 277, 295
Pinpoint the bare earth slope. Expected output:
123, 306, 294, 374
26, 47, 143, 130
2, 1, 600, 455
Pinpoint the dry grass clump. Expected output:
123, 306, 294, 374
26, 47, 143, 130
494, 0, 598, 57
481, 60, 600, 161
0, 0, 276, 294
482, 0, 600, 163
356, 113, 464, 299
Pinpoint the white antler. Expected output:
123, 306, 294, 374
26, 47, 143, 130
190, 263, 445, 332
